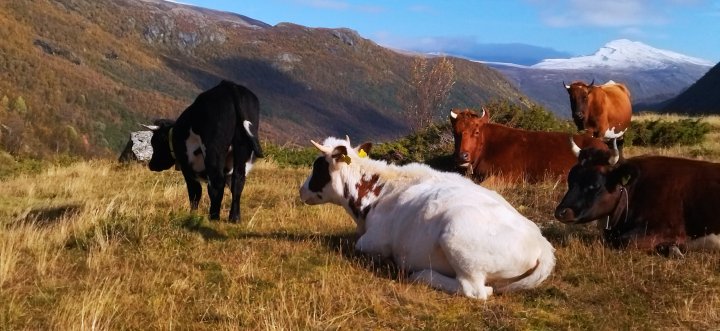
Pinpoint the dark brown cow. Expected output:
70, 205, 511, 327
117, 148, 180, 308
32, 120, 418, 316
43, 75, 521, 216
555, 142, 720, 257
450, 108, 607, 183
564, 80, 632, 139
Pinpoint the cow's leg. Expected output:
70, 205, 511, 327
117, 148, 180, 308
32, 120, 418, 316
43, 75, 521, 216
409, 269, 461, 293
181, 171, 202, 211
204, 150, 226, 221
229, 143, 253, 222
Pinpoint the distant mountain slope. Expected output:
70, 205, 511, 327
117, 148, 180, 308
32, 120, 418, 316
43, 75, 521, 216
488, 40, 712, 117
0, 0, 527, 158
663, 62, 720, 114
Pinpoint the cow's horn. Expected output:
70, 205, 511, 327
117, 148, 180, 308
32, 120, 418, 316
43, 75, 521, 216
141, 124, 160, 131
570, 137, 581, 157
480, 107, 487, 118
563, 81, 570, 89
589, 79, 595, 86
311, 140, 333, 154
345, 135, 351, 145
450, 110, 458, 119
608, 139, 620, 165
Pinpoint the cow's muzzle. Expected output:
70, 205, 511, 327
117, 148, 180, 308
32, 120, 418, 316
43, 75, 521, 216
554, 206, 577, 223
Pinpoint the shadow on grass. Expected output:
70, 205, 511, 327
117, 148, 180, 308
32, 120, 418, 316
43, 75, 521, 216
12, 203, 83, 227
229, 230, 402, 281
178, 214, 229, 241
172, 212, 401, 281
541, 221, 602, 247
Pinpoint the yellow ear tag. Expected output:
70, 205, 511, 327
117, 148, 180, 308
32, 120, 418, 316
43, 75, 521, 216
358, 149, 368, 158
340, 154, 351, 164
621, 174, 631, 186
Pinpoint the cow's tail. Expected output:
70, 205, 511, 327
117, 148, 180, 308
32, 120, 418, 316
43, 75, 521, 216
495, 237, 556, 293
229, 83, 264, 158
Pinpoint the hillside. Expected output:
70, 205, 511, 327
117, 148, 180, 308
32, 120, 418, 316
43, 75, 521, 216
0, 0, 526, 158
663, 61, 720, 114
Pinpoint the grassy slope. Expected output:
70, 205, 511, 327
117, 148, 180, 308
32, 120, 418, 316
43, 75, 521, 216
1, 115, 720, 329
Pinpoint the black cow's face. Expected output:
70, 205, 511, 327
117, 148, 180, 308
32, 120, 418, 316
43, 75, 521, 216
146, 120, 176, 172
299, 138, 372, 206
299, 156, 335, 205
555, 145, 628, 224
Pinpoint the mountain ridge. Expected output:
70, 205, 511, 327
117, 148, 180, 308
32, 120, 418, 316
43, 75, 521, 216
532, 39, 713, 70
0, 0, 528, 158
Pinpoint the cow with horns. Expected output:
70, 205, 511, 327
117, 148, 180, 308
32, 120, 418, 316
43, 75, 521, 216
299, 136, 556, 299
564, 80, 632, 140
555, 139, 720, 257
450, 107, 608, 183
144, 80, 264, 222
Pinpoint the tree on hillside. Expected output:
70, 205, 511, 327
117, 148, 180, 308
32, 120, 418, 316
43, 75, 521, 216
11, 96, 27, 114
1, 95, 8, 112
405, 57, 455, 132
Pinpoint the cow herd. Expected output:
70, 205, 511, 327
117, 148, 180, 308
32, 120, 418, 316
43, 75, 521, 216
144, 79, 720, 300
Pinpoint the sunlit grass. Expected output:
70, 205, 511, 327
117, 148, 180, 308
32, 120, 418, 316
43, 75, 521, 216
1, 117, 720, 329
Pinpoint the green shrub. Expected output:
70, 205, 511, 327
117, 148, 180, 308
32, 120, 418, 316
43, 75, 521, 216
483, 99, 574, 132
262, 142, 318, 168
627, 119, 711, 147
372, 123, 455, 169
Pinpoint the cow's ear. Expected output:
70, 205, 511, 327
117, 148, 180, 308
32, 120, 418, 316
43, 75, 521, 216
331, 145, 350, 164
479, 107, 490, 123
606, 163, 637, 190
356, 142, 372, 157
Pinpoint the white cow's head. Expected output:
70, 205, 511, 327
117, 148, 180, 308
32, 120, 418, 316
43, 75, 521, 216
299, 136, 372, 205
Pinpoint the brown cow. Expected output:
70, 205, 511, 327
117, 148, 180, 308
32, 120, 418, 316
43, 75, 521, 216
450, 108, 607, 183
555, 141, 720, 257
564, 80, 632, 139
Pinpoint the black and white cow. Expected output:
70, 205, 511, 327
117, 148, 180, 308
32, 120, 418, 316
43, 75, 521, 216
144, 80, 263, 222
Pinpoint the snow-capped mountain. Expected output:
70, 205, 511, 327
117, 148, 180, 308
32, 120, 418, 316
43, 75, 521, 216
532, 39, 713, 70
487, 39, 715, 116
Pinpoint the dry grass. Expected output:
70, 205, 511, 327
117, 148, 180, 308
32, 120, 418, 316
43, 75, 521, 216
2, 123, 720, 329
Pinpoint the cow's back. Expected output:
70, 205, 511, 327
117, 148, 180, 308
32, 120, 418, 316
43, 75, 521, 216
594, 83, 632, 132
623, 156, 720, 238
478, 125, 591, 182
377, 172, 544, 274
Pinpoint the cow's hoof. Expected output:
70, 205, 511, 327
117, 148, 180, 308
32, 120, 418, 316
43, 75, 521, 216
209, 214, 220, 221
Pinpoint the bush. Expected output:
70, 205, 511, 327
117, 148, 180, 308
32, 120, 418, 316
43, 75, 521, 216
483, 99, 574, 132
262, 142, 318, 168
371, 123, 455, 169
626, 119, 711, 147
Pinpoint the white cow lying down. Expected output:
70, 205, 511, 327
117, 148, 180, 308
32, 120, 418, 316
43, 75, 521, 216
299, 136, 556, 300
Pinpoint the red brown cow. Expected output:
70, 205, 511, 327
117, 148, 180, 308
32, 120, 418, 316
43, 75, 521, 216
555, 141, 720, 257
450, 108, 607, 183
564, 80, 632, 139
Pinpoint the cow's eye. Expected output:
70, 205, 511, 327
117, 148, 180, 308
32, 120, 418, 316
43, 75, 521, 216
473, 130, 480, 136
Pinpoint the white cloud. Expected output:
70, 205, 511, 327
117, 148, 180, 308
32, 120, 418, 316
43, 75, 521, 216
618, 27, 647, 38
532, 0, 693, 27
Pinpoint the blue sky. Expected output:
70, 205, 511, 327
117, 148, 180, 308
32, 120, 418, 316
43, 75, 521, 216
177, 0, 720, 64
